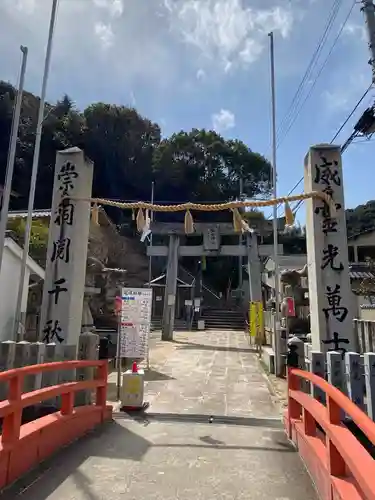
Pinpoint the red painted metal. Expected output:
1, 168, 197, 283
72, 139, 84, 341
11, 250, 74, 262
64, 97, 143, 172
285, 367, 375, 500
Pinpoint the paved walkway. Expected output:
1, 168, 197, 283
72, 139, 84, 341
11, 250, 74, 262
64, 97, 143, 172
3, 331, 317, 499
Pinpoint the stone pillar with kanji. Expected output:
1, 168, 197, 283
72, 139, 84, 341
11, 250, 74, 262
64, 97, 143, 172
304, 144, 356, 354
39, 147, 94, 348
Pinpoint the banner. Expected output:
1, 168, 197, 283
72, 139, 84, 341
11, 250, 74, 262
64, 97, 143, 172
249, 301, 264, 339
120, 288, 152, 358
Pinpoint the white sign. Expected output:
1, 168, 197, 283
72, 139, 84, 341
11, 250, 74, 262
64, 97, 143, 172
120, 288, 152, 358
305, 145, 355, 352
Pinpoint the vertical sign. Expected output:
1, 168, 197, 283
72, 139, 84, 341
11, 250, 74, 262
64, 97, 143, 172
203, 226, 220, 251
120, 287, 152, 358
304, 144, 355, 354
39, 147, 94, 346
249, 301, 263, 339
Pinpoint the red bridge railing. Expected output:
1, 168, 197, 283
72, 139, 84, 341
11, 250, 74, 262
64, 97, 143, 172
0, 360, 112, 490
286, 367, 375, 500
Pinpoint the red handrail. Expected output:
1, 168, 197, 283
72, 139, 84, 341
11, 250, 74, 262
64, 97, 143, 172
287, 367, 375, 500
289, 368, 375, 444
0, 360, 109, 447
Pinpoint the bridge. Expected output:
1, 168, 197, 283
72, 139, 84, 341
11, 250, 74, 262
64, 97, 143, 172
0, 330, 372, 500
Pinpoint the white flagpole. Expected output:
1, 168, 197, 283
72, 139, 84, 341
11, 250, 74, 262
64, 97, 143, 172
13, 0, 59, 340
269, 32, 282, 376
0, 46, 28, 274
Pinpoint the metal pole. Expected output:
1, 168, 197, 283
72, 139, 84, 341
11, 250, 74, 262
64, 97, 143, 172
0, 46, 28, 275
238, 176, 243, 292
116, 301, 122, 402
13, 0, 59, 340
269, 32, 282, 375
361, 0, 375, 83
148, 181, 154, 284
146, 181, 154, 371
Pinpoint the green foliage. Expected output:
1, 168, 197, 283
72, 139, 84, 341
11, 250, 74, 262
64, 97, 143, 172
0, 83, 271, 225
346, 200, 375, 238
242, 209, 265, 221
7, 218, 49, 254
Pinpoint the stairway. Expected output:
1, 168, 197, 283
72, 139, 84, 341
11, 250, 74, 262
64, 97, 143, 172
199, 308, 245, 331
151, 318, 189, 331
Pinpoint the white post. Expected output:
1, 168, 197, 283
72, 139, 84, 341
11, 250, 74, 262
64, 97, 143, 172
39, 148, 93, 348
13, 0, 59, 339
361, 0, 375, 83
269, 32, 282, 374
0, 46, 28, 274
304, 144, 356, 353
148, 181, 154, 285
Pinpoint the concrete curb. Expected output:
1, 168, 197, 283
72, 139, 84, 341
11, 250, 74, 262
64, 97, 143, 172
257, 356, 288, 413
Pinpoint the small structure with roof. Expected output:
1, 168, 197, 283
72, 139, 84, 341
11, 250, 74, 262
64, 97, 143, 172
0, 234, 44, 341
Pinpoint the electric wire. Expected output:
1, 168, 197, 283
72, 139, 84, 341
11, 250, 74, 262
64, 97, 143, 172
270, 0, 364, 220
276, 0, 344, 148
278, 0, 355, 149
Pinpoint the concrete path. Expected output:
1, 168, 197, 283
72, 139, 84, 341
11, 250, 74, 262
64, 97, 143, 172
3, 331, 317, 500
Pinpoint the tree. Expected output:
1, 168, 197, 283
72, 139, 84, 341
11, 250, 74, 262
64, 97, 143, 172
152, 129, 271, 221
83, 103, 161, 209
7, 218, 49, 266
346, 200, 375, 237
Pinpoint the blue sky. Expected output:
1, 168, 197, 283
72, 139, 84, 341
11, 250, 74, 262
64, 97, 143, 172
0, 0, 374, 221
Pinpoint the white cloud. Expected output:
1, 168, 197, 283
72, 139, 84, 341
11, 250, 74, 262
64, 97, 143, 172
0, 0, 297, 100
212, 108, 235, 131
196, 68, 206, 80
343, 22, 366, 42
165, 0, 294, 72
0, 0, 177, 91
93, 0, 124, 18
323, 73, 369, 113
94, 22, 114, 49
13, 0, 36, 13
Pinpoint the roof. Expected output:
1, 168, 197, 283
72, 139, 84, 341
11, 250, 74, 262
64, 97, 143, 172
8, 206, 113, 227
265, 254, 307, 270
4, 237, 44, 279
348, 263, 375, 280
348, 228, 375, 241
7, 209, 51, 220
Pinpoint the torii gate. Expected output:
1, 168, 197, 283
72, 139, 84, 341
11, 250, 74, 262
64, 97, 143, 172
147, 222, 277, 340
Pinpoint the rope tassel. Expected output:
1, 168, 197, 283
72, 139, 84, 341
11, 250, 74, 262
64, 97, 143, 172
91, 204, 99, 225
136, 208, 145, 232
184, 209, 195, 234
284, 201, 295, 227
232, 208, 243, 233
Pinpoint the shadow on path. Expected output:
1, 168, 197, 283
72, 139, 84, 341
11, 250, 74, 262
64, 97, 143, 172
113, 412, 283, 429
0, 421, 149, 500
171, 339, 257, 354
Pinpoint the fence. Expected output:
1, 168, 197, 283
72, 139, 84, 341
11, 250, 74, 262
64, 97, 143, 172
0, 332, 99, 405
287, 337, 375, 421
0, 359, 112, 489
354, 319, 375, 352
286, 367, 375, 499
261, 317, 375, 353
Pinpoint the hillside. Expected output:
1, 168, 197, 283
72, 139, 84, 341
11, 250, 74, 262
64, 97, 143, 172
346, 200, 375, 238
1, 80, 372, 292
0, 80, 272, 221
0, 80, 275, 292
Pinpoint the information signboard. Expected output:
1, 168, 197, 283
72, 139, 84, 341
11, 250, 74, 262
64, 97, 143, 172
120, 288, 152, 358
